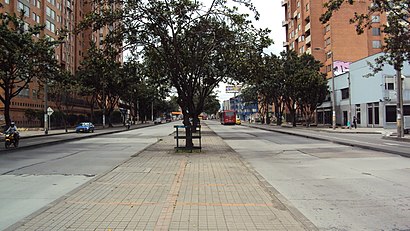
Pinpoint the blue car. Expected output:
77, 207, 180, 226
75, 122, 95, 133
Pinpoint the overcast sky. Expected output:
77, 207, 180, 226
216, 0, 285, 104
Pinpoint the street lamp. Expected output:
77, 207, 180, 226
314, 47, 336, 129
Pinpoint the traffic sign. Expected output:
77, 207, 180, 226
47, 107, 54, 116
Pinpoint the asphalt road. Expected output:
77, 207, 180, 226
0, 122, 176, 230
206, 120, 410, 231
246, 124, 410, 157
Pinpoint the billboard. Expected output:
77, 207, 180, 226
225, 85, 242, 93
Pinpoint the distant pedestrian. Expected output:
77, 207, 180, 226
353, 116, 357, 129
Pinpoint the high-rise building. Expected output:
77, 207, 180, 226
0, 0, 121, 127
282, 0, 385, 78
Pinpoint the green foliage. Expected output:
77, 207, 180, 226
0, 11, 62, 125
203, 94, 221, 116
243, 50, 327, 126
80, 0, 272, 132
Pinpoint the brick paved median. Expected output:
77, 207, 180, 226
11, 125, 315, 231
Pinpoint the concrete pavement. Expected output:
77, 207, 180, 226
243, 122, 410, 157
7, 124, 317, 231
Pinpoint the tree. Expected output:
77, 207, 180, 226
281, 51, 327, 127
295, 55, 328, 127
77, 43, 122, 127
320, 0, 410, 136
203, 94, 221, 116
48, 70, 80, 132
80, 0, 271, 148
0, 11, 61, 126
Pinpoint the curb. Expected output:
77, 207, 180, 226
0, 123, 155, 153
245, 124, 410, 158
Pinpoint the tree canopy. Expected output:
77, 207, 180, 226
0, 11, 62, 125
80, 0, 272, 147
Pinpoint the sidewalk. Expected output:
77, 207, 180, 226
8, 125, 317, 231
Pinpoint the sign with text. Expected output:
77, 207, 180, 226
225, 85, 242, 93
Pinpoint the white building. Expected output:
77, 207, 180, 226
317, 53, 410, 128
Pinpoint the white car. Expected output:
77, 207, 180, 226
154, 118, 162, 124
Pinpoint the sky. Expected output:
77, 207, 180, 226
216, 0, 285, 104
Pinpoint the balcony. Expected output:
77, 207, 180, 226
282, 20, 289, 27
293, 10, 298, 19
283, 41, 289, 47
281, 0, 288, 6
304, 22, 311, 32
305, 35, 311, 44
306, 47, 312, 54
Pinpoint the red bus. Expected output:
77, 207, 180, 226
219, 110, 236, 125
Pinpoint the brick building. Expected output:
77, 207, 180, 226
282, 0, 385, 78
0, 0, 122, 127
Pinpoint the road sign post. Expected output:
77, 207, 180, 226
47, 107, 54, 131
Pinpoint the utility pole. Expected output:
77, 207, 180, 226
44, 80, 48, 135
331, 52, 336, 130
348, 72, 352, 129
396, 69, 404, 137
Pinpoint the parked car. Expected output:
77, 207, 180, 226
75, 122, 95, 133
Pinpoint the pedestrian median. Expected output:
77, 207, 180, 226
8, 124, 317, 231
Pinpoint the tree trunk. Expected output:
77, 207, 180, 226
291, 109, 297, 127
183, 114, 193, 149
4, 98, 11, 127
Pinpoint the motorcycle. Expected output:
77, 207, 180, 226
5, 132, 19, 149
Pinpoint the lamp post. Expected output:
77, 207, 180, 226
331, 54, 336, 130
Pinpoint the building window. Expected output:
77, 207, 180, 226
297, 13, 300, 19
36, 0, 40, 8
46, 7, 56, 20
18, 1, 30, 17
385, 82, 394, 90
372, 28, 381, 36
326, 52, 332, 60
18, 87, 30, 98
372, 40, 382, 48
297, 1, 300, 8
46, 20, 55, 33
47, 0, 56, 6
306, 3, 309, 11
325, 24, 330, 33
341, 88, 349, 99
325, 37, 331, 46
326, 64, 332, 73
372, 15, 381, 23
5, 0, 9, 4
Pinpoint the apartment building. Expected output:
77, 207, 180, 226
282, 0, 385, 78
0, 0, 121, 127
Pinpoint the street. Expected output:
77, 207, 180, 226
1, 121, 410, 230
206, 120, 410, 230
0, 123, 175, 230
